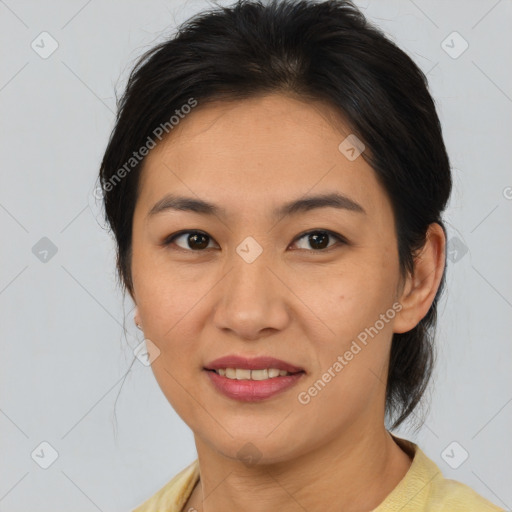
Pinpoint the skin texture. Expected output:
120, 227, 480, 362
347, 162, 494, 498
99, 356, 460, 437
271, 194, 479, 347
130, 93, 446, 512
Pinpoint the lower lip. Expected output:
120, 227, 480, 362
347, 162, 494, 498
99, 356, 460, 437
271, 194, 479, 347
204, 370, 305, 402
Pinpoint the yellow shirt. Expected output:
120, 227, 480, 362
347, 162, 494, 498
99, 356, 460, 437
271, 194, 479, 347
132, 435, 505, 511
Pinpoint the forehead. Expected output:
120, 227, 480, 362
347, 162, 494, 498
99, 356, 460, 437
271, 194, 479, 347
137, 93, 389, 220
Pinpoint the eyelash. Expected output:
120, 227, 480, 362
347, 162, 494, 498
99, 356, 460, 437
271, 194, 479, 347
162, 229, 347, 253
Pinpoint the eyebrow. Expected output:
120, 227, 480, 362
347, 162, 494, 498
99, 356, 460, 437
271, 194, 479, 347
147, 192, 366, 219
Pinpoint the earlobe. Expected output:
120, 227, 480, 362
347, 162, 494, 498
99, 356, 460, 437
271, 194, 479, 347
393, 223, 446, 334
134, 306, 142, 330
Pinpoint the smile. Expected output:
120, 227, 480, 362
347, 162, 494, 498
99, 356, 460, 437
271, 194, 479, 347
204, 368, 305, 401
211, 368, 295, 380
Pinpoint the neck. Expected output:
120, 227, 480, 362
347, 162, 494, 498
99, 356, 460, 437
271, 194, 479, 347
186, 423, 412, 512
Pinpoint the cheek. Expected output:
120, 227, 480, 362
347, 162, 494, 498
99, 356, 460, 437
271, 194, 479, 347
298, 278, 395, 423
137, 274, 205, 420
315, 258, 398, 336
302, 257, 397, 407
132, 244, 203, 337
133, 275, 205, 400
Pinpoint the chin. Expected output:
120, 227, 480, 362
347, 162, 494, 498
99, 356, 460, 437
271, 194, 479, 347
203, 432, 302, 467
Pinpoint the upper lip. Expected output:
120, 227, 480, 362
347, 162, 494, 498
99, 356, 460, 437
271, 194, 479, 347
204, 355, 305, 374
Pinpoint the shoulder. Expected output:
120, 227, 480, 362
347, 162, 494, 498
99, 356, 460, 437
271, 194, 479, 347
376, 435, 505, 512
426, 476, 505, 511
132, 459, 200, 512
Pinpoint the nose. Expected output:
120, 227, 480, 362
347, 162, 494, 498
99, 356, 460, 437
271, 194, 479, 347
212, 248, 291, 340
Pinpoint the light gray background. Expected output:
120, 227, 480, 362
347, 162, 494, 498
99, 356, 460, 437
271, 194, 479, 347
1, 0, 511, 510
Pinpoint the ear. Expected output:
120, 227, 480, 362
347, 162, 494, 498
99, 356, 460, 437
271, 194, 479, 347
393, 223, 446, 334
133, 306, 141, 328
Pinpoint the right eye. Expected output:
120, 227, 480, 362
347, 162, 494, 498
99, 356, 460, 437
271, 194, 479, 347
163, 230, 218, 251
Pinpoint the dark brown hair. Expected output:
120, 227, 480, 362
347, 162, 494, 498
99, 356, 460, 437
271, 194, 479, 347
99, 0, 452, 430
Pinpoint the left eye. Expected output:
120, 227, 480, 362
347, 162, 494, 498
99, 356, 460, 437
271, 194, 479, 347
291, 230, 346, 251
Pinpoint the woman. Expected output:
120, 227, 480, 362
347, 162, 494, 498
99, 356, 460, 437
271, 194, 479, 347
98, 0, 504, 510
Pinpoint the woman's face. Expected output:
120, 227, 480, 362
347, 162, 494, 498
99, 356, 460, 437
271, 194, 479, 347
131, 93, 410, 464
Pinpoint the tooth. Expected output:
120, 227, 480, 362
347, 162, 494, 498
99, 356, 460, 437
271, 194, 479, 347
225, 368, 237, 378
251, 369, 268, 380
236, 368, 251, 380
216, 368, 294, 379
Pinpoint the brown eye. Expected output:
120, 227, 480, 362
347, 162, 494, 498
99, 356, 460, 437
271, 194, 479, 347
164, 231, 216, 251
163, 229, 346, 253
292, 230, 346, 251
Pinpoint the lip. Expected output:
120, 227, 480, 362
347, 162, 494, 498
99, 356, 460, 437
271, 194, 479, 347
205, 369, 305, 402
204, 355, 304, 374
